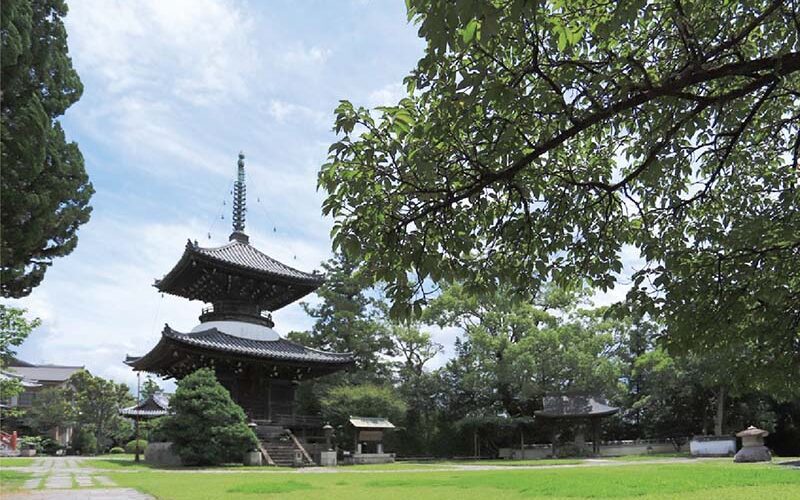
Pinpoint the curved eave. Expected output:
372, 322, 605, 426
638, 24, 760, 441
126, 325, 355, 374
154, 243, 324, 310
534, 408, 620, 419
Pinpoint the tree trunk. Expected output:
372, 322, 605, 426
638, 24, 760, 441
714, 386, 725, 436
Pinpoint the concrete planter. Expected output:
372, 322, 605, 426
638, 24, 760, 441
690, 436, 736, 457
243, 450, 262, 466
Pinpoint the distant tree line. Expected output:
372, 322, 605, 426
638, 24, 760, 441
290, 253, 800, 457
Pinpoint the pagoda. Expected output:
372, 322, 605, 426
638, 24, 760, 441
126, 153, 354, 435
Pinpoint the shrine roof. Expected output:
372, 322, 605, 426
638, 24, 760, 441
349, 416, 396, 429
119, 393, 171, 418
534, 395, 619, 419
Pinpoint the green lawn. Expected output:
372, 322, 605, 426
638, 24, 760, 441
110, 461, 799, 500
0, 457, 36, 467
0, 469, 33, 492
434, 458, 584, 467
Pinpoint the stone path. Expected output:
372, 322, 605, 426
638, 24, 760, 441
4, 457, 153, 500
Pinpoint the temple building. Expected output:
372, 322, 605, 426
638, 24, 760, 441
125, 153, 354, 465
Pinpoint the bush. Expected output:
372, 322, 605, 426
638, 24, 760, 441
161, 368, 257, 465
147, 416, 169, 442
72, 427, 97, 455
109, 447, 125, 454
124, 439, 148, 454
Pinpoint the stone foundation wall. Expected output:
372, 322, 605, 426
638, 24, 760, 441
499, 440, 681, 459
145, 442, 183, 467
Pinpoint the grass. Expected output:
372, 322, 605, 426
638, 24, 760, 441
0, 457, 36, 467
606, 453, 691, 461
110, 461, 800, 500
435, 458, 584, 467
0, 469, 33, 492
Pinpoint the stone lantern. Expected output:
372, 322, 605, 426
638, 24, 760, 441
733, 426, 771, 463
323, 423, 334, 451
319, 423, 337, 466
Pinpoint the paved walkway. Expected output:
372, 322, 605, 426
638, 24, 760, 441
4, 457, 153, 500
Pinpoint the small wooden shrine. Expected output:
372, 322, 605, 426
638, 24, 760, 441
534, 394, 619, 455
119, 393, 170, 420
126, 153, 354, 429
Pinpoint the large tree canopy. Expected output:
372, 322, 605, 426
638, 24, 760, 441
321, 0, 800, 381
1, 0, 93, 297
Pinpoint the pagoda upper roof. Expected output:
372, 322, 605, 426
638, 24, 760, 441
155, 239, 324, 311
125, 324, 354, 379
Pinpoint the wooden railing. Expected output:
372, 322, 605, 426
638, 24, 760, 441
275, 414, 323, 428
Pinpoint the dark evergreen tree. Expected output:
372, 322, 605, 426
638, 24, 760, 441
162, 368, 257, 465
1, 0, 93, 297
288, 252, 394, 382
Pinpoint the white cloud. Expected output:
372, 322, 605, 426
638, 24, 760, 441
367, 82, 407, 107
66, 0, 258, 106
281, 44, 332, 67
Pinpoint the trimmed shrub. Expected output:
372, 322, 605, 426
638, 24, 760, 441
161, 368, 257, 465
109, 447, 125, 454
125, 439, 148, 454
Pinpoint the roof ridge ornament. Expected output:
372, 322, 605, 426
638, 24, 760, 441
230, 151, 249, 244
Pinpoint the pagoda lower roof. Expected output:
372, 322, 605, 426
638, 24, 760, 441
155, 239, 325, 310
534, 395, 619, 419
125, 325, 354, 379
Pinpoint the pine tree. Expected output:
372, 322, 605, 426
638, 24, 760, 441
1, 0, 93, 297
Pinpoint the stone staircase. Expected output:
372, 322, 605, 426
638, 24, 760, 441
253, 422, 314, 467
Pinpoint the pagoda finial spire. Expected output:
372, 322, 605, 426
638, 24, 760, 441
230, 151, 248, 243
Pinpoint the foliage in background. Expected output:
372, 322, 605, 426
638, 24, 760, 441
161, 368, 257, 465
320, 0, 800, 392
0, 306, 41, 417
320, 384, 406, 450
1, 0, 94, 297
141, 375, 162, 400
125, 439, 148, 454
289, 252, 394, 382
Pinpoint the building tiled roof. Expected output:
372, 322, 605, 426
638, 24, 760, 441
6, 365, 83, 384
349, 416, 396, 429
161, 326, 353, 364
193, 240, 323, 284
0, 371, 41, 388
534, 395, 619, 419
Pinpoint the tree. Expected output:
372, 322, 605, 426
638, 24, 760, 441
161, 368, 257, 465
0, 305, 41, 360
66, 370, 133, 451
0, 306, 40, 411
391, 324, 442, 455
141, 375, 162, 400
320, 0, 800, 385
320, 384, 406, 450
1, 0, 94, 297
26, 386, 74, 434
392, 323, 443, 380
426, 284, 620, 417
288, 252, 394, 381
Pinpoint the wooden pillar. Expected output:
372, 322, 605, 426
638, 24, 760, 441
267, 378, 272, 422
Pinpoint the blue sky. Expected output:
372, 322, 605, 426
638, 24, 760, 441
8, 0, 633, 388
